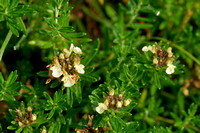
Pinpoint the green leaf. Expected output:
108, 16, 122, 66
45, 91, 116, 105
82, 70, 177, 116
124, 122, 139, 132
82, 39, 100, 66
10, 0, 20, 8
7, 21, 19, 37
153, 72, 161, 89
178, 90, 185, 111
58, 26, 74, 32
16, 17, 26, 34
79, 74, 99, 83
43, 92, 53, 104
188, 103, 198, 116
59, 113, 66, 125
15, 127, 23, 133
7, 125, 17, 130
73, 85, 82, 104
50, 80, 60, 88
3, 93, 15, 101
60, 32, 86, 39
48, 108, 55, 119
93, 114, 107, 128
6, 71, 18, 87
132, 23, 153, 29
0, 72, 4, 84
37, 71, 49, 77
44, 17, 57, 29
66, 87, 73, 107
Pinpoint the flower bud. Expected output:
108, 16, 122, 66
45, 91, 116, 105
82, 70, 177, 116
153, 58, 158, 64
25, 119, 30, 124
116, 101, 123, 108
124, 99, 131, 106
151, 45, 156, 54
104, 99, 109, 106
41, 129, 47, 133
167, 47, 173, 57
111, 99, 115, 105
59, 53, 65, 60
27, 107, 32, 112
18, 121, 23, 127
109, 89, 114, 96
16, 109, 22, 117
31, 114, 37, 121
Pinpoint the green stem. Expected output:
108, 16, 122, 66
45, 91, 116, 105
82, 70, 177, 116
171, 43, 200, 66
14, 21, 36, 50
0, 30, 13, 61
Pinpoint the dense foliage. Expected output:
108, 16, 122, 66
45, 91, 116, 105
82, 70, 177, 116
0, 0, 200, 132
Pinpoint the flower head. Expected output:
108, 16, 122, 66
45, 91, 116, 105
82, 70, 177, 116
47, 44, 84, 87
142, 43, 176, 75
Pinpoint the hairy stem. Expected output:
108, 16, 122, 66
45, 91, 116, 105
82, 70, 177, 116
0, 30, 13, 61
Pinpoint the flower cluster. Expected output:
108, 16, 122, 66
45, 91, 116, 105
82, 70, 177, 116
15, 107, 37, 127
46, 44, 85, 87
96, 89, 131, 114
142, 44, 176, 74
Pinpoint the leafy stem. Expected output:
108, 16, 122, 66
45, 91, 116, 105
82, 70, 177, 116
0, 30, 13, 62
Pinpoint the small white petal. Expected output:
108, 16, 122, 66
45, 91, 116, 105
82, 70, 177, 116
75, 64, 85, 74
50, 66, 63, 78
62, 75, 75, 87
124, 99, 131, 106
70, 43, 74, 51
153, 58, 158, 64
62, 70, 75, 87
142, 46, 149, 52
63, 48, 71, 58
166, 64, 176, 74
148, 46, 153, 51
73, 47, 82, 54
96, 103, 108, 114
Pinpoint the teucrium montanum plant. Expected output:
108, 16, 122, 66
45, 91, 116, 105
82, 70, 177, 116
1, 0, 200, 132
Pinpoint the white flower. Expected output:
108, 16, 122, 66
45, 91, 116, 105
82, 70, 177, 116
18, 121, 23, 127
104, 99, 109, 106
71, 43, 82, 54
142, 46, 149, 52
73, 46, 82, 54
124, 99, 131, 106
31, 114, 37, 121
96, 103, 108, 114
166, 64, 176, 74
41, 129, 47, 133
50, 57, 63, 78
109, 89, 115, 96
62, 70, 75, 87
153, 58, 159, 64
74, 56, 85, 74
116, 101, 123, 108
